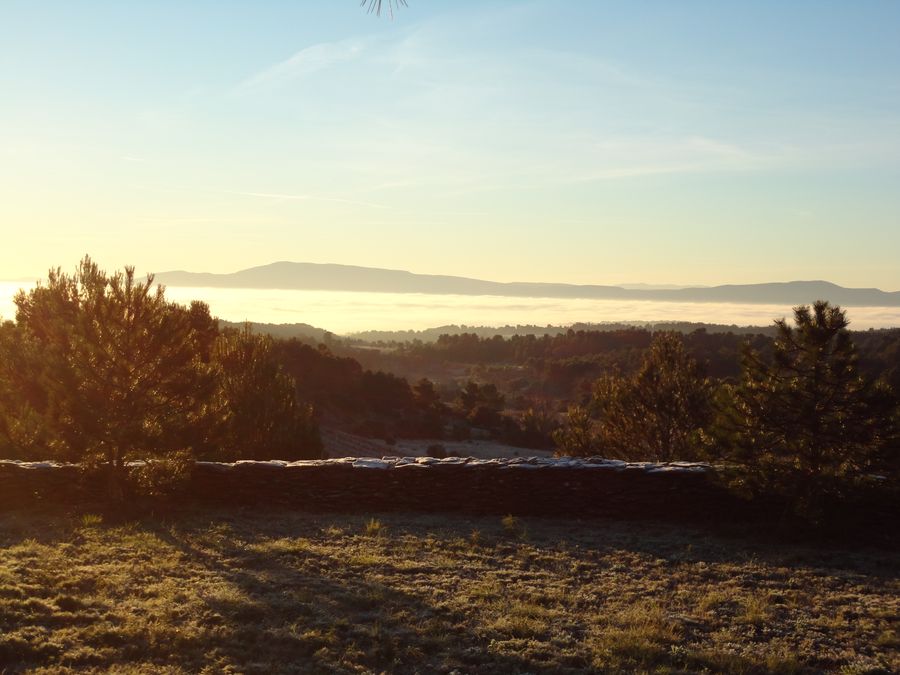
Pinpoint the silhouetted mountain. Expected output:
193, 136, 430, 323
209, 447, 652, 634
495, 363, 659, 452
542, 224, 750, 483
616, 283, 702, 290
155, 262, 900, 307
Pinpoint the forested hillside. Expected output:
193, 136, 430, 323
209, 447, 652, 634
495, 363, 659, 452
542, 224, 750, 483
2, 261, 897, 523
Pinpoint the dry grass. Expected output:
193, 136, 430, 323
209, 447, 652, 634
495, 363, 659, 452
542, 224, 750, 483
0, 509, 897, 674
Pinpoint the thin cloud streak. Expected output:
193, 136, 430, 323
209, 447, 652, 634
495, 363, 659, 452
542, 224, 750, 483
236, 38, 369, 92
130, 184, 388, 210
228, 190, 388, 210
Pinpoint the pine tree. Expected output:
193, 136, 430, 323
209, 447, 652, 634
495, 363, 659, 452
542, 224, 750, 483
0, 320, 51, 459
210, 324, 321, 461
591, 332, 713, 461
8, 257, 218, 500
728, 301, 896, 516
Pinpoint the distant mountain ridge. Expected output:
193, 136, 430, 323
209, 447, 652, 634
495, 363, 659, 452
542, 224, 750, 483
154, 262, 900, 307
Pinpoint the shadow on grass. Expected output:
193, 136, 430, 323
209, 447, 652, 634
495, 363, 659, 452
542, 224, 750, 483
148, 514, 813, 675
1, 508, 896, 673
152, 516, 584, 674
0, 510, 570, 673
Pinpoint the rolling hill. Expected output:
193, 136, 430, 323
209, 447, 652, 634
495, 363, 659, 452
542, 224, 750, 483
154, 262, 900, 307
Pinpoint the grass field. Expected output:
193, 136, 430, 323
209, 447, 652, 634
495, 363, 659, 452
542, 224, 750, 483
0, 509, 897, 674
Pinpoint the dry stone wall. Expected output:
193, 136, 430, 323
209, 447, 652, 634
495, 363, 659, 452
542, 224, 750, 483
0, 456, 751, 522
3, 457, 895, 545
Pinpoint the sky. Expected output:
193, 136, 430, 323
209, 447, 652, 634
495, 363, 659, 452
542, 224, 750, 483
1, 0, 899, 289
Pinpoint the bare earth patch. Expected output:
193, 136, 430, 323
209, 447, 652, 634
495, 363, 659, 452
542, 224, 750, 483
0, 510, 896, 674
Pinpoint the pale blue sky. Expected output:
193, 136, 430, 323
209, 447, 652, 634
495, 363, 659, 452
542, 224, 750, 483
1, 1, 899, 288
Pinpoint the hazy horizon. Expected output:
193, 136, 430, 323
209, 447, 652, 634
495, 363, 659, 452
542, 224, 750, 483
4, 281, 900, 334
2, 2, 900, 289
4, 259, 900, 294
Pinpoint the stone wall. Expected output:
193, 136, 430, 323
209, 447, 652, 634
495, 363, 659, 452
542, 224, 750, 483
0, 456, 752, 522
3, 457, 895, 545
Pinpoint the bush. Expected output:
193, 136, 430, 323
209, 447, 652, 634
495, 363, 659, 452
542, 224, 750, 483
507, 402, 558, 449
592, 333, 713, 461
552, 405, 598, 457
130, 450, 194, 498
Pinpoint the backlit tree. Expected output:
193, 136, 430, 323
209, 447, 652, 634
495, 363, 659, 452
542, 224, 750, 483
8, 257, 218, 499
727, 301, 896, 516
591, 332, 713, 461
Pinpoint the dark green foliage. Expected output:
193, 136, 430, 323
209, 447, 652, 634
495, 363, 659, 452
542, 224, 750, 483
355, 327, 775, 405
208, 325, 321, 461
413, 329, 654, 365
0, 258, 324, 500
131, 450, 195, 498
509, 400, 558, 449
350, 324, 897, 407
457, 380, 505, 429
360, 370, 414, 415
412, 378, 446, 437
590, 333, 714, 461
552, 405, 598, 457
0, 320, 50, 459
854, 328, 900, 394
413, 377, 441, 410
272, 339, 366, 412
725, 301, 898, 517
271, 340, 448, 439
3, 258, 218, 499
459, 380, 504, 414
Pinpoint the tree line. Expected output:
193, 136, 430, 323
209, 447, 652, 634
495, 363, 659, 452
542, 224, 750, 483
349, 324, 900, 402
552, 304, 899, 519
1, 258, 897, 519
